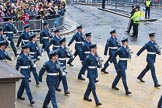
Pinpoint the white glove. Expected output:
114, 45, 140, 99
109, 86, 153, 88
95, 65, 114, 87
135, 54, 138, 58
108, 62, 111, 65
101, 65, 104, 68
104, 55, 107, 58
11, 57, 14, 61
62, 72, 66, 76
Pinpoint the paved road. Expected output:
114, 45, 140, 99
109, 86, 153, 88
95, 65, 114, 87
15, 4, 162, 108
66, 4, 162, 46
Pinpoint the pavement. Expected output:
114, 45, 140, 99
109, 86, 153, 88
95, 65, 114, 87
10, 45, 162, 108
5, 3, 162, 108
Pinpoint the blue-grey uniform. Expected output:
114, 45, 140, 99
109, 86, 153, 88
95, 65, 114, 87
40, 22, 51, 56
0, 29, 9, 48
67, 26, 84, 65
28, 34, 40, 84
110, 38, 131, 95
0, 41, 12, 61
137, 33, 160, 87
83, 33, 92, 60
57, 38, 70, 94
3, 17, 17, 56
158, 95, 162, 108
78, 32, 92, 79
16, 24, 30, 47
46, 29, 61, 53
16, 44, 35, 105
39, 50, 60, 108
101, 30, 120, 74
81, 44, 102, 106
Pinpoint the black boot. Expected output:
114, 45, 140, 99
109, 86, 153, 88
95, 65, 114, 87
17, 96, 25, 100
30, 100, 35, 105
96, 102, 102, 106
126, 91, 132, 95
101, 68, 108, 74
137, 77, 145, 83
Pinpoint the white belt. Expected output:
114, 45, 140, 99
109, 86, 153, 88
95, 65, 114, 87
75, 42, 82, 44
33, 64, 36, 67
53, 45, 59, 48
20, 66, 29, 69
47, 72, 59, 76
22, 39, 29, 42
59, 58, 66, 60
84, 51, 90, 54
119, 58, 127, 61
88, 66, 97, 69
43, 37, 49, 39
30, 52, 36, 54
147, 52, 156, 55
4, 32, 13, 34
109, 47, 118, 49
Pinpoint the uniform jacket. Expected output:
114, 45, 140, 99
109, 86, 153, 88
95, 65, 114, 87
17, 31, 30, 47
4, 23, 17, 34
58, 46, 70, 68
81, 53, 99, 79
28, 41, 39, 60
83, 40, 91, 58
40, 28, 51, 45
104, 36, 120, 56
39, 60, 59, 85
137, 41, 159, 63
110, 46, 130, 70
0, 49, 12, 61
16, 53, 31, 78
47, 35, 60, 50
68, 32, 84, 51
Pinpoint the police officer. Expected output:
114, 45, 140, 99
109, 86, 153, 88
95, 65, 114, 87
81, 44, 102, 106
101, 30, 120, 74
46, 29, 61, 54
3, 17, 18, 56
56, 37, 70, 95
102, 0, 106, 9
158, 95, 162, 108
16, 44, 35, 105
39, 50, 60, 108
0, 27, 9, 48
28, 34, 41, 85
16, 24, 30, 47
0, 40, 12, 61
110, 38, 131, 95
136, 33, 161, 88
126, 5, 136, 34
67, 25, 84, 66
78, 32, 92, 80
40, 22, 51, 57
145, 0, 152, 19
131, 5, 141, 38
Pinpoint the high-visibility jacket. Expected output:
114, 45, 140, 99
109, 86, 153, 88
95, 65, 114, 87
145, 0, 151, 7
131, 11, 141, 24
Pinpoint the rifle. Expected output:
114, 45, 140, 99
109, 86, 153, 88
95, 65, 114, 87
3, 34, 10, 45
154, 41, 161, 55
36, 42, 45, 56
27, 55, 36, 68
13, 24, 18, 34
4, 51, 12, 61
95, 52, 103, 68
65, 46, 74, 59
126, 46, 133, 59
55, 59, 66, 76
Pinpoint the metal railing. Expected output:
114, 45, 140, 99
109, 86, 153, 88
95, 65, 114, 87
77, 0, 162, 6
0, 15, 65, 33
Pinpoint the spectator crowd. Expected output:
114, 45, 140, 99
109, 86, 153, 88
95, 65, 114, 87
0, 0, 66, 23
